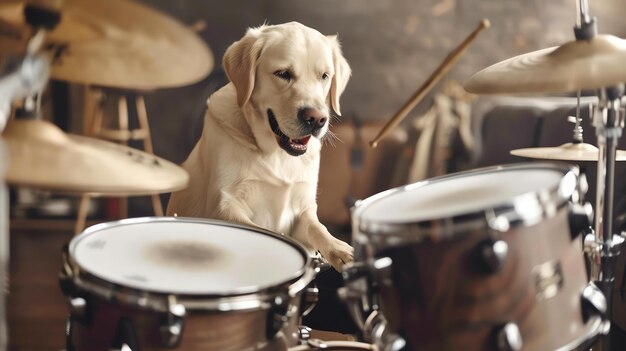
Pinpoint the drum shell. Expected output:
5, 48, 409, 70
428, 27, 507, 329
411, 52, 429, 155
366, 208, 590, 351
68, 290, 301, 351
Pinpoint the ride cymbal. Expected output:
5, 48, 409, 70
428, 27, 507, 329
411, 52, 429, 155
0, 0, 213, 90
2, 118, 189, 195
465, 34, 626, 94
511, 142, 626, 162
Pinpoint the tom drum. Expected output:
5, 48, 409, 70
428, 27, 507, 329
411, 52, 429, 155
343, 163, 605, 351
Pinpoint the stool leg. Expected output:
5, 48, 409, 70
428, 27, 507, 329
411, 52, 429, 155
136, 95, 164, 216
135, 95, 154, 153
82, 85, 94, 136
150, 195, 164, 216
75, 195, 90, 235
117, 96, 129, 220
85, 88, 105, 137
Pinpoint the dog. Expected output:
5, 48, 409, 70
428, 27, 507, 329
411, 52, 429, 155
167, 22, 353, 271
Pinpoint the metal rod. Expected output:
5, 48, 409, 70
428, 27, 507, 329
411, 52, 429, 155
576, 0, 591, 27
573, 90, 584, 143
591, 88, 625, 351
593, 91, 622, 256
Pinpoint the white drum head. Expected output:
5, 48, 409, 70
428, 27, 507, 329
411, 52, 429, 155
359, 166, 570, 223
70, 219, 306, 295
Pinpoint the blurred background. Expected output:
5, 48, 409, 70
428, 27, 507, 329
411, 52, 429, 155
16, 0, 625, 229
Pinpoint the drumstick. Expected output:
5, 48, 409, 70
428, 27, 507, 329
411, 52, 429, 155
369, 19, 490, 148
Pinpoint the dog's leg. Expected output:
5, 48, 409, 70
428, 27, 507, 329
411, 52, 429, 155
215, 191, 264, 229
293, 209, 353, 272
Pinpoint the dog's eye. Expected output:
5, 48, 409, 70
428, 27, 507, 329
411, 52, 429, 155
322, 73, 330, 81
274, 70, 292, 81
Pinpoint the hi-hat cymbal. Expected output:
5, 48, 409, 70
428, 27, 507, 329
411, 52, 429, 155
465, 34, 626, 94
511, 142, 626, 162
0, 0, 214, 90
2, 118, 189, 195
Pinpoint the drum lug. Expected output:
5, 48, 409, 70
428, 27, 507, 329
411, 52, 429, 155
494, 322, 523, 351
372, 257, 393, 286
475, 238, 508, 274
160, 295, 186, 348
267, 294, 293, 340
69, 297, 87, 318
568, 202, 593, 239
64, 294, 91, 326
580, 283, 607, 323
61, 282, 92, 326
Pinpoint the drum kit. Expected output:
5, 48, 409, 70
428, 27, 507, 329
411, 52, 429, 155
2, 0, 626, 351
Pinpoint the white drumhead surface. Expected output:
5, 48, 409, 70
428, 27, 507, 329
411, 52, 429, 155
360, 168, 565, 223
71, 220, 305, 294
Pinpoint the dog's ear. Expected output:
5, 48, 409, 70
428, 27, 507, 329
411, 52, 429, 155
223, 27, 265, 107
327, 35, 352, 116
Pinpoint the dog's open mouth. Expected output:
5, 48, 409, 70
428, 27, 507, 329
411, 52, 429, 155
268, 109, 311, 156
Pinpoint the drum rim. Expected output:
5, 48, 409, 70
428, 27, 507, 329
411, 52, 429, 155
352, 162, 579, 239
62, 216, 314, 312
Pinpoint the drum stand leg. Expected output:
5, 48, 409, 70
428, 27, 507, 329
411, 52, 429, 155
584, 86, 626, 350
111, 318, 140, 351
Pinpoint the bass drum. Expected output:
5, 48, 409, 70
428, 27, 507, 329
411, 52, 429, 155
344, 163, 605, 351
61, 217, 315, 351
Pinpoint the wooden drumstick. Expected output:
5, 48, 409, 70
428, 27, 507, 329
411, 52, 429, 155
370, 19, 490, 148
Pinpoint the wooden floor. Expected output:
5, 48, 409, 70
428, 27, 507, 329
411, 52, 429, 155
8, 226, 71, 350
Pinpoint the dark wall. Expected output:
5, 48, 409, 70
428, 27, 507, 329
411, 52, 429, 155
136, 0, 626, 163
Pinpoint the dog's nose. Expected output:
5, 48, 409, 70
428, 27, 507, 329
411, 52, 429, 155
298, 107, 327, 130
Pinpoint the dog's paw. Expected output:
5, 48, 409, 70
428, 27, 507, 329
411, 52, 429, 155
320, 239, 354, 272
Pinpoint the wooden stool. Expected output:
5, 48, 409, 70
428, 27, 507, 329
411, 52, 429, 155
75, 87, 164, 234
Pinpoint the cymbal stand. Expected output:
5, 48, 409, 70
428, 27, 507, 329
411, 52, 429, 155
584, 86, 626, 351
0, 2, 60, 348
571, 2, 623, 349
0, 27, 51, 351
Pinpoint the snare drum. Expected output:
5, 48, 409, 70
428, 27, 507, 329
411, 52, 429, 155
344, 163, 606, 351
60, 217, 315, 351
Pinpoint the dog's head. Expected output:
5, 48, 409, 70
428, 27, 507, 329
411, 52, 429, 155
223, 22, 351, 156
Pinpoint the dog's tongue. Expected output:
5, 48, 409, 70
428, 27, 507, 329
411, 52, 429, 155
287, 135, 311, 152
290, 135, 311, 146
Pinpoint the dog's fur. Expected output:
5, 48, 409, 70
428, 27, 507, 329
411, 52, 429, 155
167, 22, 353, 271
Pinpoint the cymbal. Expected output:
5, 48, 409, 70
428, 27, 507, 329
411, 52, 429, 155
0, 0, 214, 90
465, 34, 626, 94
2, 118, 189, 195
511, 142, 626, 162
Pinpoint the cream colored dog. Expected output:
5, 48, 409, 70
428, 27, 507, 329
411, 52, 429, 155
167, 22, 353, 271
